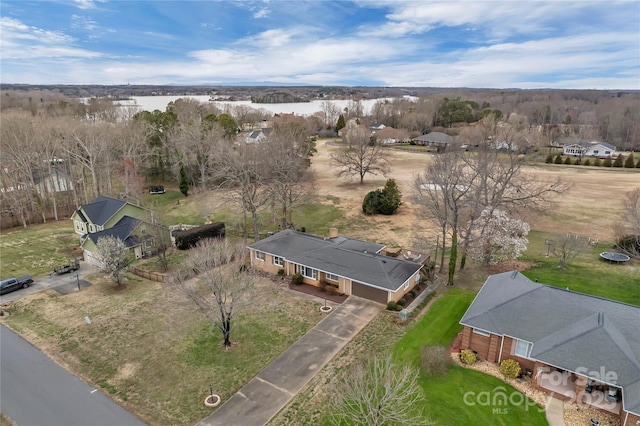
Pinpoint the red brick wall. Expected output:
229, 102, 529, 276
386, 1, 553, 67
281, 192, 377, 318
622, 411, 640, 426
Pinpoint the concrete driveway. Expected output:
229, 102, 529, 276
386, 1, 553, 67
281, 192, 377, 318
0, 261, 98, 304
198, 296, 383, 426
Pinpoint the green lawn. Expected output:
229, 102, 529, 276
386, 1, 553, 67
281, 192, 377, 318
521, 231, 640, 305
392, 289, 548, 426
0, 221, 80, 279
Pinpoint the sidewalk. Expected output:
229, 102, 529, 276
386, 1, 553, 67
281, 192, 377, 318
198, 296, 383, 426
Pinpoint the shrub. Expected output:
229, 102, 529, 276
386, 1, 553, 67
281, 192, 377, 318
563, 156, 572, 164
409, 289, 417, 298
277, 268, 285, 276
624, 153, 635, 168
460, 349, 478, 365
603, 157, 612, 167
500, 359, 521, 379
574, 157, 582, 165
397, 298, 406, 306
362, 179, 402, 215
545, 154, 553, 163
421, 345, 452, 377
291, 273, 304, 285
637, 158, 640, 168
325, 286, 337, 296
593, 157, 602, 166
554, 155, 563, 164
174, 222, 225, 250
387, 301, 398, 311
583, 158, 591, 166
613, 155, 624, 167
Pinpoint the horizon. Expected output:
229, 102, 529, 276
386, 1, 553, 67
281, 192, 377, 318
1, 1, 639, 90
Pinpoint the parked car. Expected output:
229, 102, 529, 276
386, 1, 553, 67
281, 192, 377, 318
0, 275, 33, 295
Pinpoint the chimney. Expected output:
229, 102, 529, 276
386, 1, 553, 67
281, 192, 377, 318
329, 228, 339, 238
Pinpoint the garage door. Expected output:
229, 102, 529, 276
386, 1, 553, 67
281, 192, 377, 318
351, 281, 388, 304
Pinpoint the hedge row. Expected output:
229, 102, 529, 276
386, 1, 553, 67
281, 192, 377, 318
174, 222, 225, 250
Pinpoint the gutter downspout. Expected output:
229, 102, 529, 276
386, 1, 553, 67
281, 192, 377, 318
497, 335, 505, 363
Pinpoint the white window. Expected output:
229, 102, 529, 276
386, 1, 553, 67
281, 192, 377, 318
273, 256, 284, 266
473, 328, 491, 337
593, 150, 599, 155
255, 251, 265, 261
301, 266, 317, 280
404, 279, 410, 290
605, 151, 610, 155
514, 339, 532, 358
326, 273, 339, 282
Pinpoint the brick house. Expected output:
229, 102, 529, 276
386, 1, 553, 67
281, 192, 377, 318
459, 271, 640, 425
248, 229, 424, 304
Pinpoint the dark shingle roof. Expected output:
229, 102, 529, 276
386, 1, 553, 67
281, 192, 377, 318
460, 271, 640, 416
86, 216, 142, 248
78, 196, 127, 226
249, 230, 421, 291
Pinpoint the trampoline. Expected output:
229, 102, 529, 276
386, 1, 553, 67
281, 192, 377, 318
599, 252, 631, 263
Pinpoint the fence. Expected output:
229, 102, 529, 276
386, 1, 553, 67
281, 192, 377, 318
129, 266, 166, 283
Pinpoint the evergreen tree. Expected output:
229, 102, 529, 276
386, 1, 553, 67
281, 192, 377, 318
603, 157, 613, 167
179, 165, 189, 196
624, 153, 635, 168
336, 114, 346, 132
613, 155, 624, 167
554, 155, 563, 164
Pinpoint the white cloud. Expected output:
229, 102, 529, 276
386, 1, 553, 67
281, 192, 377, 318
0, 17, 101, 59
253, 8, 270, 19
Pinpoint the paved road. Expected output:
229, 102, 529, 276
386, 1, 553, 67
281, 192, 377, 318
198, 296, 383, 426
0, 261, 98, 304
0, 324, 146, 426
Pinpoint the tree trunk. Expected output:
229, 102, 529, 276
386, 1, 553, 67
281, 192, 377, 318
223, 317, 231, 347
448, 231, 457, 286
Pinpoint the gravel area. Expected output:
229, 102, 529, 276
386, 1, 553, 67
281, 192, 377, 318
450, 354, 621, 426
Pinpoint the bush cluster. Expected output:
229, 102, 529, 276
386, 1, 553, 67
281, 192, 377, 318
291, 273, 304, 285
362, 179, 402, 215
460, 349, 478, 365
500, 359, 521, 378
386, 301, 403, 311
421, 345, 452, 376
174, 222, 225, 250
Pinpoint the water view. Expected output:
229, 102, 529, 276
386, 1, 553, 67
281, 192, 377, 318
118, 96, 386, 116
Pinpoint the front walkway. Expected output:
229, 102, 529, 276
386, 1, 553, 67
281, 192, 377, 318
198, 296, 383, 426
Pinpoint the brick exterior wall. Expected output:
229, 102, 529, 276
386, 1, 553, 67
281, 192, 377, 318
622, 411, 640, 426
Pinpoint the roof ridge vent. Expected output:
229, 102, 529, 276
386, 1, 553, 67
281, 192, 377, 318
511, 271, 518, 279
598, 312, 604, 326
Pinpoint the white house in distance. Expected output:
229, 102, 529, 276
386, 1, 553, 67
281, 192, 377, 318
563, 141, 616, 158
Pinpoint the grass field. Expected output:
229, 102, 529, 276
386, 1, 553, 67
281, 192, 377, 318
4, 274, 325, 426
521, 231, 640, 305
392, 289, 548, 426
0, 221, 80, 279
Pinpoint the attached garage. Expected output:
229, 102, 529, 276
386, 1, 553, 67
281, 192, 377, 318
351, 281, 388, 304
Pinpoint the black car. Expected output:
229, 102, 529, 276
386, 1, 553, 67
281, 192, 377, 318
0, 276, 33, 295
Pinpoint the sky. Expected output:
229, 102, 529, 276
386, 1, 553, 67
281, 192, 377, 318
1, 0, 639, 89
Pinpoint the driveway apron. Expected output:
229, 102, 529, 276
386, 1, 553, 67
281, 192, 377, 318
198, 296, 383, 426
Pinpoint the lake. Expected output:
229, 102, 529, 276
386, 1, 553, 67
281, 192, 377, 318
118, 96, 394, 116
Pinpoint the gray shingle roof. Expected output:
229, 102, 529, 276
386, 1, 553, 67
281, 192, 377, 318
460, 271, 640, 416
248, 230, 421, 291
414, 132, 453, 144
78, 195, 127, 226
86, 216, 142, 248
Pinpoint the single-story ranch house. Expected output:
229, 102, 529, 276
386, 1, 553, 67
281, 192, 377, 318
563, 140, 616, 158
413, 132, 454, 150
460, 271, 640, 425
248, 229, 424, 304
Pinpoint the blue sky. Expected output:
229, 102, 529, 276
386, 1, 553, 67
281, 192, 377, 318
1, 0, 639, 89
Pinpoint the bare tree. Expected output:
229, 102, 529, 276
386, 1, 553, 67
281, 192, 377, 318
614, 187, 640, 256
321, 100, 340, 127
170, 239, 254, 348
331, 127, 390, 184
330, 354, 431, 426
95, 236, 130, 285
413, 151, 469, 275
554, 233, 583, 269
